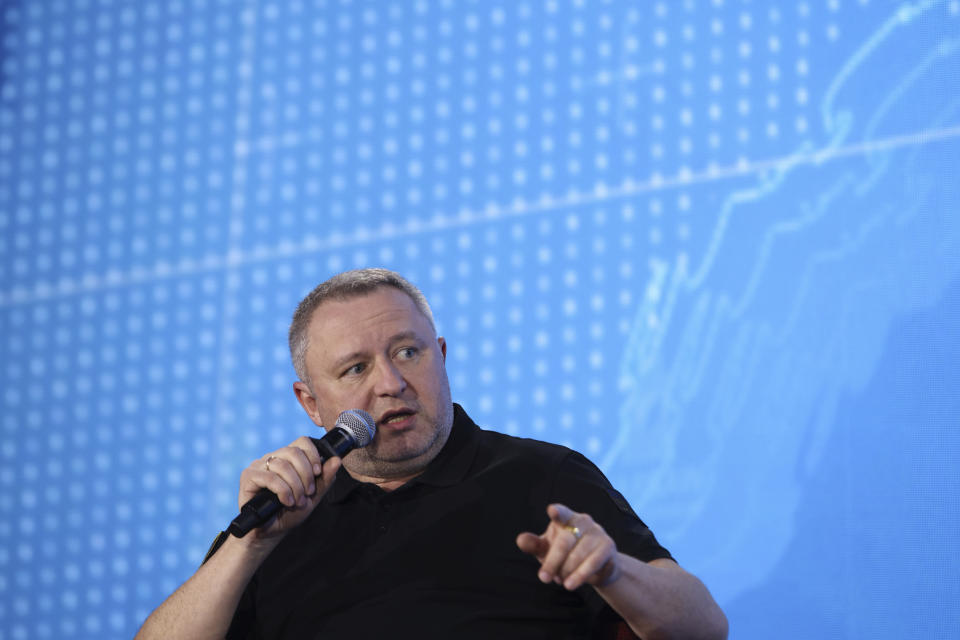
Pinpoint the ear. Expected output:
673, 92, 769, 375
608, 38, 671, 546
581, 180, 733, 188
293, 381, 325, 428
437, 336, 447, 361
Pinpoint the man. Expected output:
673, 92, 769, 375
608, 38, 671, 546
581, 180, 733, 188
136, 268, 727, 639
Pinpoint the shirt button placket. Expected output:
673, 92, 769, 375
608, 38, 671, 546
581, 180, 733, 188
376, 499, 391, 534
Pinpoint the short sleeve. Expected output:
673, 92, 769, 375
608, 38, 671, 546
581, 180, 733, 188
550, 451, 674, 633
550, 451, 673, 564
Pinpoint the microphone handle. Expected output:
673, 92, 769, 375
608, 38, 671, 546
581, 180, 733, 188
227, 428, 354, 538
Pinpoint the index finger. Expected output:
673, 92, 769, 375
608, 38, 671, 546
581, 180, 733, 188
548, 503, 575, 525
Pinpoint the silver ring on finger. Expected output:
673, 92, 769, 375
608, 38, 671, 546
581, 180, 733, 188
265, 455, 276, 472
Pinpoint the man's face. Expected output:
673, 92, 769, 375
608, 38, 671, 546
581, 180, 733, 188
293, 287, 454, 483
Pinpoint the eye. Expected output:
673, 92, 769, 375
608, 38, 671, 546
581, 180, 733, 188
396, 346, 419, 360
343, 362, 366, 377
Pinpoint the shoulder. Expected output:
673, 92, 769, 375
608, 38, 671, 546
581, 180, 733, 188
451, 405, 614, 495
476, 427, 575, 463
452, 404, 577, 471
469, 424, 612, 494
477, 430, 621, 499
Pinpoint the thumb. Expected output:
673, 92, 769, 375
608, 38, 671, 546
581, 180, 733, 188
313, 457, 342, 498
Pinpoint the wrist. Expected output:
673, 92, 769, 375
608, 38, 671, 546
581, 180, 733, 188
593, 555, 623, 588
222, 529, 283, 562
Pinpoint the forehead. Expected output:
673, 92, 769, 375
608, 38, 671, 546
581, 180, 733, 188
305, 287, 432, 358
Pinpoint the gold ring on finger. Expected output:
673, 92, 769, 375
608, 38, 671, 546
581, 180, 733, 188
265, 455, 276, 472
562, 524, 582, 541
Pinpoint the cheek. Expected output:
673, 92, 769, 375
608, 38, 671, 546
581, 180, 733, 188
321, 389, 372, 421
427, 367, 451, 404
313, 395, 342, 426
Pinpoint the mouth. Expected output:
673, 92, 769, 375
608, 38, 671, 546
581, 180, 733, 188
378, 408, 417, 430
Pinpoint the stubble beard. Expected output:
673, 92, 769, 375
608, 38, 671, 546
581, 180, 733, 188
345, 400, 454, 482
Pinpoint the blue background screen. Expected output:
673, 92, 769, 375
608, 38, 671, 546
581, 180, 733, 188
1, 1, 958, 638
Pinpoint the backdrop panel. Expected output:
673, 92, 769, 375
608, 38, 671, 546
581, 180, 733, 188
1, 1, 958, 638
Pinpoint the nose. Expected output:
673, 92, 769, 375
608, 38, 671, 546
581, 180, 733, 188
373, 358, 407, 396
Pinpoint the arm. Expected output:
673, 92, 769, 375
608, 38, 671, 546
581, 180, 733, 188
135, 438, 340, 640
133, 533, 277, 640
517, 504, 728, 640
594, 555, 728, 640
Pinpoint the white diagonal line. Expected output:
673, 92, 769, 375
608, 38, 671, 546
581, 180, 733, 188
2, 124, 958, 308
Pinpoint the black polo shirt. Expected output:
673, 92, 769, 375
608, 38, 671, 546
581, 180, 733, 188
226, 404, 672, 639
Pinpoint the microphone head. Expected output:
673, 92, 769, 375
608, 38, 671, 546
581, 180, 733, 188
334, 409, 376, 447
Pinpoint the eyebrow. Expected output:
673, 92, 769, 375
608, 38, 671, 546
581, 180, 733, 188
330, 331, 424, 371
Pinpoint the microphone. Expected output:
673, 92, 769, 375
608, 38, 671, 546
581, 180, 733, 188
227, 409, 376, 538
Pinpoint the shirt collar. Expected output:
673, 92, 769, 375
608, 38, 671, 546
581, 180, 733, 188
325, 403, 480, 503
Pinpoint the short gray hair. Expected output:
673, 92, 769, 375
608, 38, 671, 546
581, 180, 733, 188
288, 268, 436, 385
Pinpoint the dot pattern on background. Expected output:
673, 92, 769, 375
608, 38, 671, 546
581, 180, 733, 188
0, 277, 223, 638
1, 1, 959, 638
